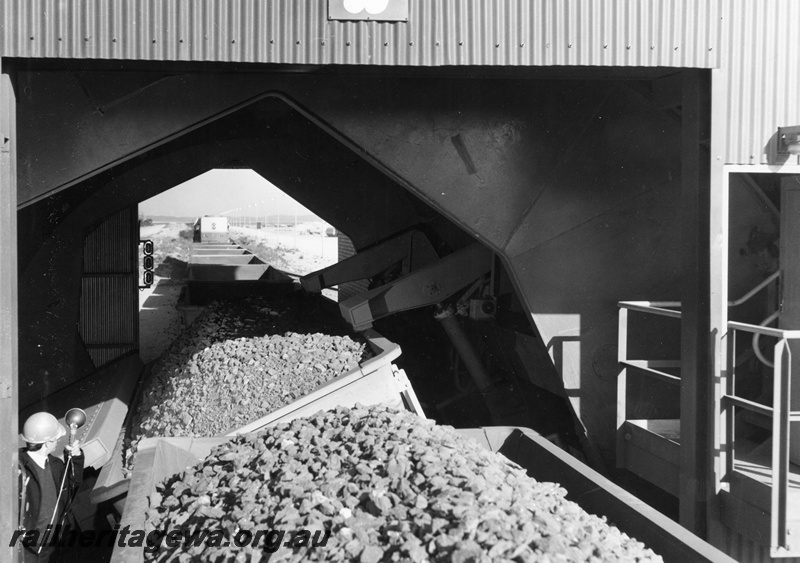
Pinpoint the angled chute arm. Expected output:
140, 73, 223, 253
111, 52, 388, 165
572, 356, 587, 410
339, 242, 493, 331
300, 230, 438, 293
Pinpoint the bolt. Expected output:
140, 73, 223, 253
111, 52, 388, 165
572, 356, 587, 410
625, 433, 632, 441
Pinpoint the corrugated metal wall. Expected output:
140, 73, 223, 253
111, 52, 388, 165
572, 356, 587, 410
79, 207, 139, 368
6, 0, 798, 166
0, 0, 720, 68
720, 0, 800, 165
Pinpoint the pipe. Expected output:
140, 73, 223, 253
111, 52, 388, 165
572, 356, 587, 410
434, 305, 493, 392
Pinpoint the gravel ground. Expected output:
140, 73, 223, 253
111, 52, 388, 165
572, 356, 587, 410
127, 294, 370, 472
144, 405, 662, 563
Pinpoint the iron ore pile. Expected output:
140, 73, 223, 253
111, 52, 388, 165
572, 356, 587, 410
128, 295, 369, 468
145, 405, 662, 562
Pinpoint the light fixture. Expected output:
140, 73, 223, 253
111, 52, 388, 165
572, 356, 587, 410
778, 126, 800, 155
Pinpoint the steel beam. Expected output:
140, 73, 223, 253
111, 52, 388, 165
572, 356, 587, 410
301, 230, 438, 293
778, 178, 800, 466
679, 69, 711, 535
339, 243, 492, 331
0, 59, 19, 563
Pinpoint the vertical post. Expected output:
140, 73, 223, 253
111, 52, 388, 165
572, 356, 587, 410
679, 69, 711, 535
616, 307, 629, 469
778, 177, 800, 466
706, 62, 730, 546
0, 59, 19, 563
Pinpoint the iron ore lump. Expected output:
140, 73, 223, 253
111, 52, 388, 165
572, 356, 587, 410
145, 406, 662, 562
130, 296, 367, 458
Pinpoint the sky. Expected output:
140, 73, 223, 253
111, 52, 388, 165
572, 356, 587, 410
139, 169, 314, 219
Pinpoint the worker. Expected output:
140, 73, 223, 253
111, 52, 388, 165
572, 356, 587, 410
18, 412, 84, 563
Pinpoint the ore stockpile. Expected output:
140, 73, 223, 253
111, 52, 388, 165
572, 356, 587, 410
127, 295, 370, 471
145, 406, 662, 563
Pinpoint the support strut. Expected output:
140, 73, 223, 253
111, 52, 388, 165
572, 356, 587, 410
434, 304, 493, 392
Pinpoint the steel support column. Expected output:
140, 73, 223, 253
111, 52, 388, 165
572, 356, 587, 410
778, 178, 800, 466
706, 66, 730, 547
0, 59, 19, 563
679, 68, 711, 535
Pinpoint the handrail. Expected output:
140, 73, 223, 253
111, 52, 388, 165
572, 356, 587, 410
723, 322, 799, 554
618, 301, 681, 319
618, 271, 780, 315
729, 270, 780, 307
728, 319, 800, 340
620, 360, 681, 385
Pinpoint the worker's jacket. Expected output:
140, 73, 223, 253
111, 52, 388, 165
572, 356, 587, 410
18, 449, 84, 534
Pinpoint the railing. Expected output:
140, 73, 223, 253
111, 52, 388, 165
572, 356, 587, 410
616, 301, 682, 468
617, 301, 682, 387
617, 272, 799, 554
724, 321, 800, 556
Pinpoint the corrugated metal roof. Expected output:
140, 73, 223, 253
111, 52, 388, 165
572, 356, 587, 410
0, 0, 721, 68
720, 0, 800, 165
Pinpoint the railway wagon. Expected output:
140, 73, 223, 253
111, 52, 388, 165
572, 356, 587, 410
192, 216, 229, 244
3, 1, 800, 562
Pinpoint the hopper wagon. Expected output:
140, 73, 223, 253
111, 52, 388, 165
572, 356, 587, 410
2, 1, 800, 562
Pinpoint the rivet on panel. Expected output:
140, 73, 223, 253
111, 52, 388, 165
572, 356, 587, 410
30, 36, 34, 41
58, 37, 63, 41
495, 43, 500, 48
152, 39, 157, 44
568, 43, 572, 48
626, 45, 631, 50
674, 46, 679, 50
650, 45, 655, 50
409, 41, 414, 46
459, 41, 463, 46
384, 41, 388, 46
708, 47, 713, 51
603, 44, 608, 48
84, 37, 89, 42
519, 43, 524, 47
321, 41, 326, 45
296, 40, 301, 45
111, 38, 116, 43
270, 39, 274, 44
231, 39, 236, 44
435, 41, 440, 46
346, 41, 351, 46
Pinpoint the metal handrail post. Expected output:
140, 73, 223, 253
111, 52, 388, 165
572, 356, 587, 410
771, 339, 790, 553
616, 307, 629, 469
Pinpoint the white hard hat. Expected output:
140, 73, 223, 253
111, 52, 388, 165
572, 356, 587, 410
21, 412, 66, 444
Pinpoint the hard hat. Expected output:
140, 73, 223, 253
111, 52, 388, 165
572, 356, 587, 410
20, 412, 66, 444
